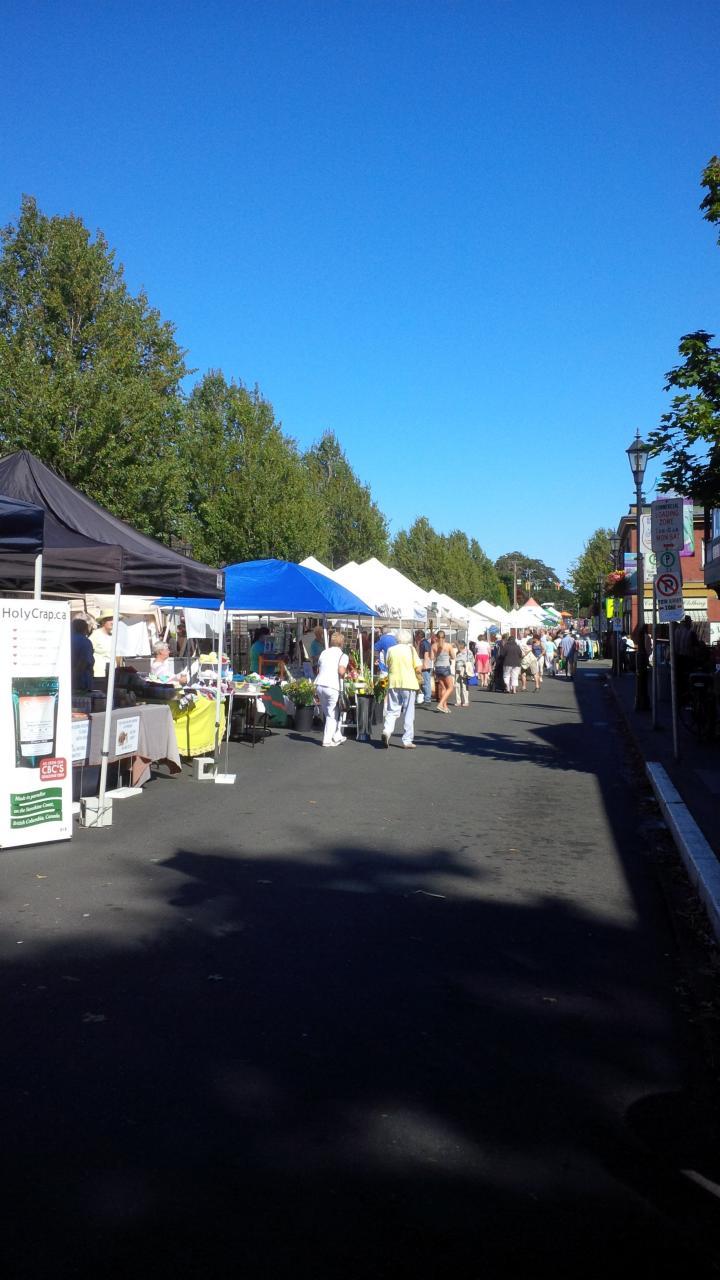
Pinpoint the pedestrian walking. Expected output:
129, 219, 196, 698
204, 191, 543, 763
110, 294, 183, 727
454, 641, 473, 707
560, 631, 577, 680
500, 634, 523, 694
475, 635, 491, 689
432, 630, 456, 713
415, 629, 434, 705
544, 634, 557, 676
315, 631, 349, 746
382, 629, 423, 748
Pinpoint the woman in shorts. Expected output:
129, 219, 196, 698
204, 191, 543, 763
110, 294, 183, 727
432, 631, 456, 713
475, 635, 491, 689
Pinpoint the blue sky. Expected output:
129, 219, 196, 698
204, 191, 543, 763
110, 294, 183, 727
1, 0, 719, 582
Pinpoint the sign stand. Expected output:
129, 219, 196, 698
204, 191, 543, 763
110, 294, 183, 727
669, 620, 680, 762
651, 586, 659, 730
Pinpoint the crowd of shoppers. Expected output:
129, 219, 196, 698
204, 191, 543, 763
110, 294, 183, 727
311, 622, 596, 748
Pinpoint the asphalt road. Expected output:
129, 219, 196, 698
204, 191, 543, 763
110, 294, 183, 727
2, 667, 719, 1278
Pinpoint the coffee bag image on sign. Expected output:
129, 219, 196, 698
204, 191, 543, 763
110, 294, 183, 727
12, 676, 59, 768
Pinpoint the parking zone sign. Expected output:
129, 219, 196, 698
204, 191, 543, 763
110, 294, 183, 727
654, 548, 684, 621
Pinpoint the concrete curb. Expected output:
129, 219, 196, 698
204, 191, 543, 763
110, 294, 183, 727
646, 762, 720, 944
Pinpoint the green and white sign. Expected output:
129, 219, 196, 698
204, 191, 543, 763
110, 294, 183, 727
0, 600, 72, 848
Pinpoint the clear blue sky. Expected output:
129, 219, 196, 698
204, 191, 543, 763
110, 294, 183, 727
2, 0, 718, 582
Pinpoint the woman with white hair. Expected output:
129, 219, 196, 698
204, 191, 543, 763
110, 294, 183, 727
314, 630, 349, 747
382, 628, 423, 749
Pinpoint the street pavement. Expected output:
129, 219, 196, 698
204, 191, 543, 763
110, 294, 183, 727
2, 667, 720, 1278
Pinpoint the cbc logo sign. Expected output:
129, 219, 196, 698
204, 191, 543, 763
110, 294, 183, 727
40, 758, 67, 781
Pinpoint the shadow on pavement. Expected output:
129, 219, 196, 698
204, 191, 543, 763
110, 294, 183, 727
3, 830, 720, 1277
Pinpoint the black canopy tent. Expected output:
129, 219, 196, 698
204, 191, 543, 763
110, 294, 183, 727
0, 493, 45, 554
0, 450, 223, 597
0, 450, 224, 825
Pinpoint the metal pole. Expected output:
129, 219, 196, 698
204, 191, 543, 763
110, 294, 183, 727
651, 581, 659, 730
33, 553, 42, 600
635, 486, 649, 710
669, 619, 680, 762
97, 582, 122, 820
213, 603, 226, 765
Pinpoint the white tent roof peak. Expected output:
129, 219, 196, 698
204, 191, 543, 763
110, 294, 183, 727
300, 555, 335, 578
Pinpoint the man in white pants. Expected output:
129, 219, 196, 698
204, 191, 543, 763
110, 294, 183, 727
382, 629, 422, 749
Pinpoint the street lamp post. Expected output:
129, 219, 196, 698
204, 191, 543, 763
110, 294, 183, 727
609, 532, 620, 674
626, 431, 650, 710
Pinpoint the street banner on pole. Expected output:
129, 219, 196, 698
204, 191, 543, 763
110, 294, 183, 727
654, 549, 684, 622
0, 599, 72, 848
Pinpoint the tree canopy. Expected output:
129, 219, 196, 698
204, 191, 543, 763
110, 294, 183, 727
179, 372, 326, 566
304, 432, 389, 568
0, 196, 188, 537
568, 529, 614, 609
648, 158, 720, 506
392, 518, 508, 607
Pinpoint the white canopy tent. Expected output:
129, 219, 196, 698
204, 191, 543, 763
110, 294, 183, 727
333, 557, 428, 623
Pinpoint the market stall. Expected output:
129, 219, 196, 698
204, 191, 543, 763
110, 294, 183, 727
0, 450, 224, 830
156, 558, 378, 763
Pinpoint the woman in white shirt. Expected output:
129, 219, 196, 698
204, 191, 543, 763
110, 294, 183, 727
475, 636, 492, 689
314, 631, 349, 747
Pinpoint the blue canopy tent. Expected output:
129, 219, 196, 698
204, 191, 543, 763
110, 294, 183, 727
157, 558, 377, 616
157, 560, 378, 773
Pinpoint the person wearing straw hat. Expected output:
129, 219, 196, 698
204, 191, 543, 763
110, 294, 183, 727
91, 611, 116, 678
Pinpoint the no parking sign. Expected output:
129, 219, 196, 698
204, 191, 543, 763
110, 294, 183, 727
654, 548, 683, 621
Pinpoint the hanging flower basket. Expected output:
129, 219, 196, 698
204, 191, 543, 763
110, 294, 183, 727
605, 570, 630, 598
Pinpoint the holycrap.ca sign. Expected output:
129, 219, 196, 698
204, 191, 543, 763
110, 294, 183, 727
0, 600, 72, 848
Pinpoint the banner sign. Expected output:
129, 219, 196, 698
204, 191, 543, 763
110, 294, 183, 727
654, 549, 684, 622
623, 551, 638, 591
0, 600, 72, 848
680, 497, 694, 557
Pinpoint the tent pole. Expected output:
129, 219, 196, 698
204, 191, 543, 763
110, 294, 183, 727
370, 616, 375, 676
213, 603, 226, 766
33, 553, 42, 601
97, 582, 122, 821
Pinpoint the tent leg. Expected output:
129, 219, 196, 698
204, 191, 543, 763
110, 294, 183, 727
94, 583, 122, 828
33, 554, 42, 601
213, 603, 235, 785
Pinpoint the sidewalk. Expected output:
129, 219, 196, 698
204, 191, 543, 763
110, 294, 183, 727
605, 662, 720, 860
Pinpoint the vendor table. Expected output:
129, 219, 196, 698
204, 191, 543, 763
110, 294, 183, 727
230, 690, 269, 746
74, 704, 181, 787
171, 695, 228, 758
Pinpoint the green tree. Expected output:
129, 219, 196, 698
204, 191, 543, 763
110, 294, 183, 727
392, 517, 444, 592
649, 158, 720, 506
180, 371, 326, 566
392, 519, 507, 606
568, 528, 614, 609
304, 431, 389, 567
495, 552, 555, 604
0, 196, 188, 537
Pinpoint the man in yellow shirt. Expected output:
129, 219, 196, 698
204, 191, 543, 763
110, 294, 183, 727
382, 628, 422, 749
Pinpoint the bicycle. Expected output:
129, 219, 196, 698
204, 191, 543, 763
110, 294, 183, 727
678, 670, 718, 742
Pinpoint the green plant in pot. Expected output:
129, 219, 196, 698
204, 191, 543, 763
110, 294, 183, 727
285, 678, 317, 731
285, 679, 315, 707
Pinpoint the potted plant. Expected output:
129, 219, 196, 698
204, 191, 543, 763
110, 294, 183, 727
372, 672, 388, 724
285, 678, 317, 732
